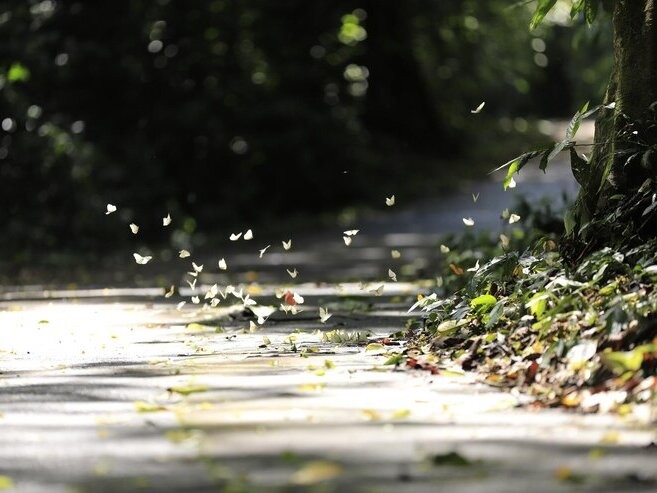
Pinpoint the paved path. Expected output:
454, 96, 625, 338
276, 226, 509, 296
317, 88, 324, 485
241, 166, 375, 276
1, 131, 656, 492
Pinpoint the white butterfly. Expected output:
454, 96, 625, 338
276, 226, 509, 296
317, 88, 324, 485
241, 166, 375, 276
391, 250, 401, 259
440, 244, 450, 253
286, 268, 298, 279
472, 192, 480, 203
164, 285, 175, 298
191, 296, 200, 304
176, 301, 186, 311
462, 217, 475, 227
343, 229, 359, 236
218, 258, 227, 270
163, 213, 172, 226
467, 260, 480, 272
500, 234, 510, 249
243, 229, 253, 240
319, 307, 332, 323
471, 101, 486, 114
133, 253, 152, 265
343, 236, 352, 246
292, 292, 304, 304
509, 214, 521, 224
186, 278, 197, 290
249, 321, 258, 333
192, 262, 203, 273
105, 204, 117, 215
205, 284, 218, 299
385, 195, 395, 206
508, 177, 517, 189
370, 285, 384, 296
259, 245, 271, 258
179, 250, 191, 258
282, 239, 292, 250
210, 298, 221, 307
230, 232, 242, 241
388, 269, 397, 282
129, 223, 139, 234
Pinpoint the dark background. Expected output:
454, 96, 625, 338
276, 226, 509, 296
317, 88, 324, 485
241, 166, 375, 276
0, 1, 611, 277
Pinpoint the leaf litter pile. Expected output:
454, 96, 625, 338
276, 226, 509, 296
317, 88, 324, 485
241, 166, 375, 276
103, 161, 657, 419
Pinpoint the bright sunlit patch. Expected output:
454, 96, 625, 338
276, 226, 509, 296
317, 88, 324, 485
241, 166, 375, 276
105, 204, 117, 215
179, 250, 191, 258
471, 101, 486, 114
218, 258, 227, 270
133, 253, 152, 265
129, 223, 139, 234
230, 232, 242, 241
462, 217, 475, 227
287, 268, 299, 279
385, 195, 395, 206
243, 229, 254, 240
282, 239, 292, 250
163, 213, 172, 226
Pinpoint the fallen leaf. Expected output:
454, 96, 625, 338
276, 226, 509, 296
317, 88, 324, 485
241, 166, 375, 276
290, 461, 343, 485
365, 343, 385, 352
134, 401, 167, 413
449, 263, 464, 275
430, 451, 472, 467
167, 384, 209, 396
0, 475, 14, 490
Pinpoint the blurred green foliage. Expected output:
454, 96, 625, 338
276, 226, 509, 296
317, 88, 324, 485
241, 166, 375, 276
0, 0, 611, 260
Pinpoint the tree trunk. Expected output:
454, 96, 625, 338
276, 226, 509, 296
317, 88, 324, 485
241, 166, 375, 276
573, 0, 656, 232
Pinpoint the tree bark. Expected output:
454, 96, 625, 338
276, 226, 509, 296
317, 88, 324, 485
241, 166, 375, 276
591, 0, 656, 194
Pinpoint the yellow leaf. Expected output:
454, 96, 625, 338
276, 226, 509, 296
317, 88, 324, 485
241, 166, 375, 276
134, 401, 168, 413
361, 409, 381, 421
167, 384, 209, 396
290, 461, 343, 485
391, 409, 411, 420
0, 476, 14, 490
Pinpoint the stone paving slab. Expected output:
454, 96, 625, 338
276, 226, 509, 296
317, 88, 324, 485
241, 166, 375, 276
1, 291, 655, 493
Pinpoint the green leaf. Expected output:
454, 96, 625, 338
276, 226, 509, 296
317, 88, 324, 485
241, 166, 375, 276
569, 147, 589, 186
485, 300, 505, 328
430, 451, 473, 467
8, 62, 30, 83
566, 101, 589, 141
585, 0, 599, 24
470, 294, 497, 308
603, 349, 644, 374
530, 0, 558, 30
503, 158, 521, 190
365, 343, 385, 352
526, 292, 548, 319
570, 0, 586, 18
384, 353, 405, 366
